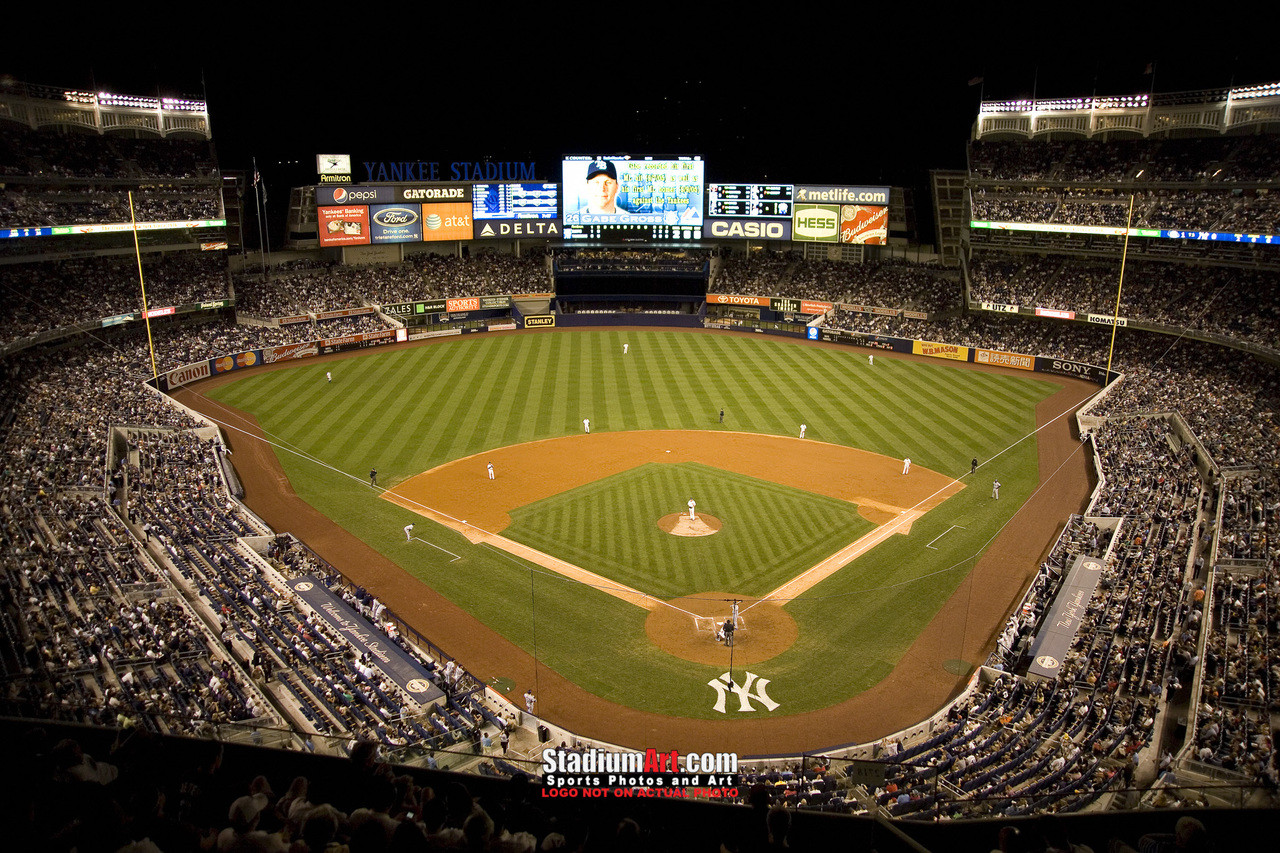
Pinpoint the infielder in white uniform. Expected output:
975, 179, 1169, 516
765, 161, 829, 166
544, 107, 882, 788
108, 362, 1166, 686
404, 523, 414, 541
799, 423, 807, 439
688, 499, 696, 520
583, 418, 590, 434
992, 480, 1001, 499
902, 457, 911, 474
487, 463, 494, 480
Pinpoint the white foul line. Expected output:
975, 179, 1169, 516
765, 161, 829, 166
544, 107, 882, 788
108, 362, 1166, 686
925, 525, 966, 550
411, 536, 461, 562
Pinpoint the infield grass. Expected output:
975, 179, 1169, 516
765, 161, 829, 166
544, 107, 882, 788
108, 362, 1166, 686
204, 328, 1060, 719
504, 462, 875, 599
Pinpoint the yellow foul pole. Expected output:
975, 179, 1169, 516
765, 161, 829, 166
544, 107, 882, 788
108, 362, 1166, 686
129, 190, 160, 382
1105, 194, 1136, 384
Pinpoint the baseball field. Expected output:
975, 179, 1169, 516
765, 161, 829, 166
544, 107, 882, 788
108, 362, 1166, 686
185, 327, 1096, 753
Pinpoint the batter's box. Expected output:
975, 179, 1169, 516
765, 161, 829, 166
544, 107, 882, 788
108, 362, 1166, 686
695, 615, 746, 634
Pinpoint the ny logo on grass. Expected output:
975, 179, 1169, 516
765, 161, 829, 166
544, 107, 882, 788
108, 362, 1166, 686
708, 672, 779, 713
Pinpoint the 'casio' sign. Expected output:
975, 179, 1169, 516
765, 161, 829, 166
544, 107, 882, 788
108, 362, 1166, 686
373, 207, 418, 227
710, 220, 785, 239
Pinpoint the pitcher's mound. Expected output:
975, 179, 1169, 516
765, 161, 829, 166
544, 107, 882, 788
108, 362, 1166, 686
658, 512, 722, 537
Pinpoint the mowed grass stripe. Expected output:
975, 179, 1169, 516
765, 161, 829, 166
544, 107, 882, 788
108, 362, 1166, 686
505, 463, 872, 599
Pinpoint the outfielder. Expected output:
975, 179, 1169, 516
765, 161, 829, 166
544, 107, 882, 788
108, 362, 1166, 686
992, 480, 1001, 499
326, 371, 332, 383
799, 423, 807, 439
583, 418, 590, 434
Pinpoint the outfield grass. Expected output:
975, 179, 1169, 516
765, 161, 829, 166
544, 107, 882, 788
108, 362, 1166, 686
205, 329, 1059, 718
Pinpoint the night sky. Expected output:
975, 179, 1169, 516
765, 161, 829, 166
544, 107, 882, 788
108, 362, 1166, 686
5, 20, 1278, 246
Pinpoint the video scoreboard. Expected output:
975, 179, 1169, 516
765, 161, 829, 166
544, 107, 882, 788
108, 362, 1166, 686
561, 155, 705, 242
311, 162, 890, 247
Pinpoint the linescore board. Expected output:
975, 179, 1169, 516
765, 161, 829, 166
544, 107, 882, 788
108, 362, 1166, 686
472, 183, 559, 220
707, 184, 795, 218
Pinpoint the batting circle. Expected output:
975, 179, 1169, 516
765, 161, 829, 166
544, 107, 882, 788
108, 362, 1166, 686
645, 592, 799, 665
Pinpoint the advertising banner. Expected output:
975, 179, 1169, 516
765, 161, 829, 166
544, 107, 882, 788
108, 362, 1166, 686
277, 314, 311, 325
212, 351, 263, 374
164, 361, 212, 389
795, 185, 890, 205
262, 341, 320, 364
318, 329, 396, 355
1086, 313, 1128, 327
1034, 307, 1076, 320
474, 220, 563, 239
524, 314, 556, 327
975, 348, 1035, 370
707, 294, 770, 307
800, 300, 832, 315
369, 204, 425, 244
1034, 357, 1112, 385
315, 307, 375, 321
318, 206, 371, 247
913, 340, 969, 361
396, 184, 472, 204
102, 312, 139, 327
478, 295, 512, 310
902, 309, 929, 320
792, 204, 840, 243
419, 202, 474, 242
316, 186, 394, 206
839, 205, 888, 245
446, 297, 479, 313
705, 218, 793, 240
980, 302, 1019, 313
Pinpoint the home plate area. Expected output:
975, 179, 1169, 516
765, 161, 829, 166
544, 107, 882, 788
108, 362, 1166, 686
695, 612, 744, 645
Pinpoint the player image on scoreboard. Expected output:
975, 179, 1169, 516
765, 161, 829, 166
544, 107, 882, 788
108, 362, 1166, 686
563, 156, 704, 228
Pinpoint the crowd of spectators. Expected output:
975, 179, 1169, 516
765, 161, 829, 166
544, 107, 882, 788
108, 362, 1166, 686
0, 122, 222, 229
968, 135, 1280, 237
0, 254, 231, 348
235, 253, 547, 318
3, 233, 1279, 829
714, 254, 961, 314
0, 124, 218, 181
919, 253, 1280, 354
970, 136, 1280, 184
